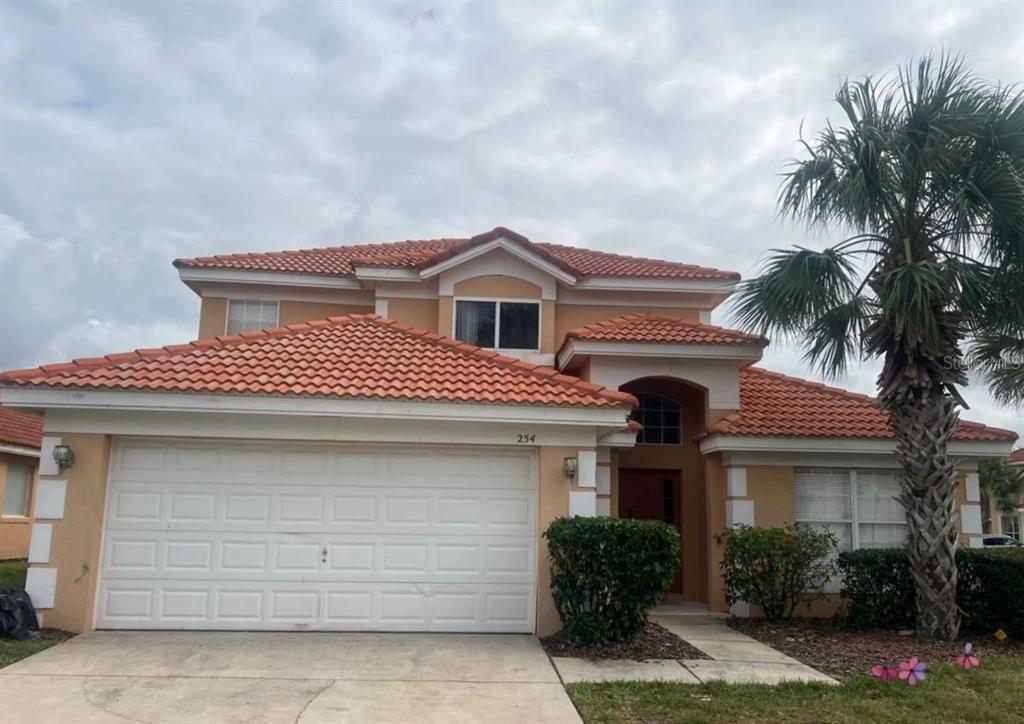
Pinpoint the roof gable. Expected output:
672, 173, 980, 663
1, 315, 636, 410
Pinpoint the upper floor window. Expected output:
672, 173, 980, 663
630, 392, 681, 445
226, 300, 279, 335
2, 463, 32, 517
454, 300, 539, 350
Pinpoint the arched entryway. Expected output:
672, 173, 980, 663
617, 377, 708, 603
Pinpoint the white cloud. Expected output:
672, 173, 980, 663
0, 0, 1020, 438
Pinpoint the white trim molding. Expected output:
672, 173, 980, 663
39, 437, 60, 476
960, 504, 983, 535
558, 338, 763, 371
569, 490, 597, 517
701, 434, 1014, 459
2, 387, 630, 429
726, 499, 755, 528
179, 267, 361, 293
25, 567, 57, 609
421, 237, 576, 288
0, 443, 40, 458
965, 473, 981, 503
28, 523, 53, 564
577, 450, 597, 488
726, 467, 748, 498
33, 481, 67, 520
573, 275, 737, 296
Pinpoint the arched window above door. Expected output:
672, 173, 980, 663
630, 392, 681, 445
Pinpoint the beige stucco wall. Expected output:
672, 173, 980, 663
704, 453, 728, 613
34, 433, 111, 632
197, 297, 228, 338
278, 301, 373, 326
438, 296, 454, 338
748, 465, 796, 527
454, 275, 541, 299
0, 452, 37, 560
386, 298, 439, 332
537, 445, 590, 637
554, 304, 700, 342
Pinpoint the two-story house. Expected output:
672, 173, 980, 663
1, 227, 1016, 634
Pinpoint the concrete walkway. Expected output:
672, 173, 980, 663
553, 605, 836, 685
0, 631, 581, 724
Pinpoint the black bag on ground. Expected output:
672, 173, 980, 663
0, 589, 40, 640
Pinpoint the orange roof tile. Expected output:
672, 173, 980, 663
698, 368, 1018, 443
0, 315, 637, 411
174, 227, 739, 281
563, 314, 766, 346
1009, 448, 1024, 464
0, 406, 42, 450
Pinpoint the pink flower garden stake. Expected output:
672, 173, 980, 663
871, 665, 899, 682
956, 643, 980, 670
897, 657, 927, 686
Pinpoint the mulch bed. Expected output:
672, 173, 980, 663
541, 621, 710, 661
728, 617, 1024, 681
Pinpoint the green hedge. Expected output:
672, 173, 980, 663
544, 516, 680, 644
838, 548, 1024, 637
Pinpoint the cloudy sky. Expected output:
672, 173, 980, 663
1, 0, 1021, 438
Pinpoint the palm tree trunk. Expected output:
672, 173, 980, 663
889, 392, 961, 640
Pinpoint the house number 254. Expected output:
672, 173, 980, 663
515, 433, 536, 444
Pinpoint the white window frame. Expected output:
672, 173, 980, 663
796, 468, 907, 551
1001, 512, 1022, 541
2, 463, 33, 518
452, 297, 542, 353
225, 299, 280, 336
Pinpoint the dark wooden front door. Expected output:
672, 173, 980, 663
619, 468, 683, 592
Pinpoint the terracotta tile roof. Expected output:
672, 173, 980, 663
174, 227, 738, 281
563, 314, 766, 347
0, 315, 636, 411
0, 406, 43, 450
1009, 448, 1024, 464
698, 368, 1018, 443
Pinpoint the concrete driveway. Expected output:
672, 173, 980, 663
0, 631, 581, 724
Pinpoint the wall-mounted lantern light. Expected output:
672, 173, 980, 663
562, 456, 578, 482
53, 444, 76, 474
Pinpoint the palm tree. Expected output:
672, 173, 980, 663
733, 54, 1024, 640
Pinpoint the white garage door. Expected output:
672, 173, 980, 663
96, 439, 538, 632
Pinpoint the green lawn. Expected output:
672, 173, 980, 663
0, 559, 66, 668
0, 559, 27, 589
568, 658, 1024, 724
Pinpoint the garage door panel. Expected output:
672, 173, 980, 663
104, 530, 534, 583
107, 485, 536, 536
98, 440, 537, 632
112, 443, 536, 490
99, 582, 535, 632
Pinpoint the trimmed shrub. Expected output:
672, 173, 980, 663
957, 548, 1024, 638
838, 547, 1024, 637
837, 548, 915, 630
716, 524, 838, 622
544, 516, 680, 644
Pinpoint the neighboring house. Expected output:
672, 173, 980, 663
0, 227, 1016, 633
0, 406, 43, 560
1002, 449, 1024, 541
